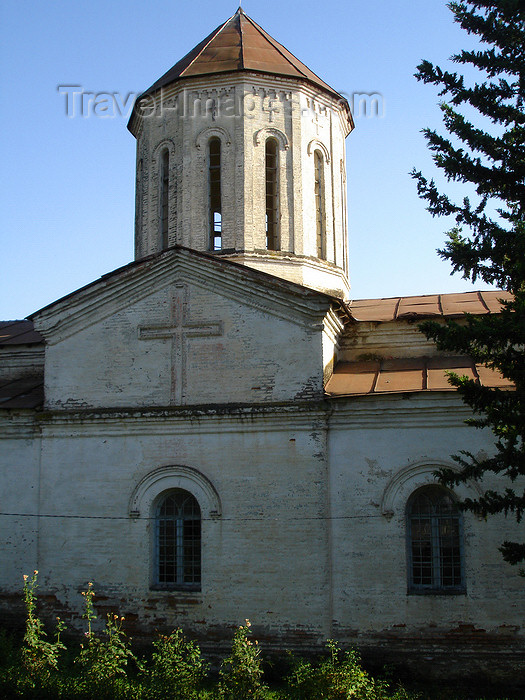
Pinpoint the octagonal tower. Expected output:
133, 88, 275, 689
128, 8, 354, 299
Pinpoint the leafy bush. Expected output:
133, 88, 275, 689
218, 619, 268, 699
21, 571, 66, 681
0, 573, 472, 699
75, 582, 139, 684
145, 628, 207, 698
286, 640, 415, 700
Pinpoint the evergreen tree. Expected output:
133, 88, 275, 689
411, 0, 525, 565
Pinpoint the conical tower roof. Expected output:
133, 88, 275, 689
141, 7, 343, 101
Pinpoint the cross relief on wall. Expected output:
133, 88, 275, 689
138, 284, 223, 405
263, 96, 280, 123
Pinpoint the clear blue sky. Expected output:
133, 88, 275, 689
0, 0, 490, 320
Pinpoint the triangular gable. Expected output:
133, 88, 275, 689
32, 247, 345, 410
31, 246, 340, 345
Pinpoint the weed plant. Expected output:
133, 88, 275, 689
20, 571, 66, 681
218, 620, 268, 699
0, 572, 519, 699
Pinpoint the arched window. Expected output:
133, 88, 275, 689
406, 486, 464, 593
155, 489, 201, 590
160, 149, 170, 249
265, 138, 279, 250
314, 150, 326, 259
208, 138, 222, 251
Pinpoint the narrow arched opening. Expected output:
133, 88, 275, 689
160, 149, 170, 249
209, 137, 222, 251
314, 150, 326, 259
155, 488, 201, 590
265, 138, 279, 250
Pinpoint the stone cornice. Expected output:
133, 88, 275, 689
328, 392, 476, 429
35, 401, 331, 436
0, 347, 45, 368
0, 411, 41, 438
128, 73, 353, 138
31, 392, 479, 434
222, 251, 351, 302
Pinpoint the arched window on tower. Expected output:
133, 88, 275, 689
209, 138, 222, 251
265, 138, 279, 250
314, 150, 326, 259
160, 149, 170, 249
406, 486, 465, 594
155, 489, 201, 590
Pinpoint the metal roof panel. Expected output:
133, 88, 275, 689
348, 291, 510, 322
0, 320, 44, 345
324, 360, 378, 395
375, 358, 425, 393
349, 298, 399, 322
481, 290, 513, 313
475, 364, 514, 388
0, 377, 44, 409
397, 296, 441, 318
427, 357, 477, 390
326, 356, 511, 397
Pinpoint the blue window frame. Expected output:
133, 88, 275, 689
155, 489, 201, 590
407, 486, 465, 594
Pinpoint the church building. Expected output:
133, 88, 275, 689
1, 8, 523, 676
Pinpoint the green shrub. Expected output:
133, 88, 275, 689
75, 582, 139, 684
218, 619, 269, 699
285, 640, 416, 700
0, 575, 499, 700
145, 628, 207, 698
20, 571, 66, 682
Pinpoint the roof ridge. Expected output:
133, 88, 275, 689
182, 11, 239, 76
477, 289, 490, 312
239, 10, 245, 69
242, 13, 309, 80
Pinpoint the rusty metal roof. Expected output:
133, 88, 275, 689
0, 376, 43, 409
0, 322, 44, 408
0, 320, 44, 346
141, 8, 344, 101
325, 356, 513, 397
348, 290, 512, 322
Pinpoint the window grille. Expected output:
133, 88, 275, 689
265, 139, 279, 250
156, 489, 201, 590
160, 149, 169, 248
407, 486, 464, 593
209, 138, 222, 251
314, 150, 326, 259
